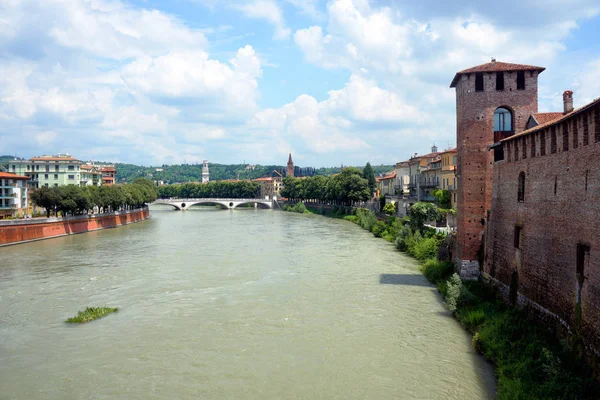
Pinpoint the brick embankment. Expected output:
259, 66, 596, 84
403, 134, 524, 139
0, 207, 150, 247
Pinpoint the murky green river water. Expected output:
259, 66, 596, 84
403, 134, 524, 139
0, 208, 495, 399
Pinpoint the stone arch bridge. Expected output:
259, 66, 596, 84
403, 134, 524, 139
151, 198, 273, 210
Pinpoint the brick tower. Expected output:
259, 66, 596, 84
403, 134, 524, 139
450, 59, 544, 278
287, 153, 294, 177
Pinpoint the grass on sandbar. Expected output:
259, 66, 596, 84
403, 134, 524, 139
66, 307, 118, 323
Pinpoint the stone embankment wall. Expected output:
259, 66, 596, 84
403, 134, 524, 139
0, 207, 150, 247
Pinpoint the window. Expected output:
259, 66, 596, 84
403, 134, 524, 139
514, 226, 522, 248
68, 175, 75, 180
554, 176, 558, 195
45, 165, 49, 172
518, 172, 525, 202
44, 174, 48, 180
26, 165, 30, 171
494, 107, 512, 132
517, 71, 525, 90
55, 165, 59, 172
36, 165, 39, 171
54, 174, 58, 180
475, 72, 484, 91
12, 165, 15, 172
522, 137, 527, 159
68, 165, 75, 171
54, 184, 58, 187
551, 126, 557, 153
496, 72, 504, 91
573, 120, 579, 149
563, 122, 569, 152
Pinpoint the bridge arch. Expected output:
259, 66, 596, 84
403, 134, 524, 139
233, 200, 272, 209
187, 201, 228, 210
151, 201, 182, 210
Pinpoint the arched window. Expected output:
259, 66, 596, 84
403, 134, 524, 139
518, 172, 525, 202
494, 107, 513, 132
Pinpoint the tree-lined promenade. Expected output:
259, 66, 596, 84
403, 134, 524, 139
30, 178, 158, 217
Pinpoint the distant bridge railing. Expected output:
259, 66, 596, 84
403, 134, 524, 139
151, 198, 273, 210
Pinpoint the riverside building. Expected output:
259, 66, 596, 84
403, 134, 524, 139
0, 172, 29, 219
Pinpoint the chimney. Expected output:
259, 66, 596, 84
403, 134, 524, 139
563, 90, 574, 114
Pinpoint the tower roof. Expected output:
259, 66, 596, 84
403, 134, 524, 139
450, 60, 545, 88
287, 153, 293, 164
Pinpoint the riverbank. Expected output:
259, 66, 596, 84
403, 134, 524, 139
288, 204, 600, 399
0, 207, 150, 247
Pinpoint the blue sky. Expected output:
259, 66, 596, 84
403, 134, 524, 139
0, 0, 599, 167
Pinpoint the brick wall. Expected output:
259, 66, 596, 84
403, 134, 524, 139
0, 208, 150, 246
486, 101, 600, 350
454, 70, 540, 269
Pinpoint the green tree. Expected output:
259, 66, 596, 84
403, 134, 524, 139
433, 189, 452, 209
363, 162, 376, 195
408, 202, 441, 232
30, 186, 60, 217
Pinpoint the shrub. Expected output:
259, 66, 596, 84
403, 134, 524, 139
356, 208, 377, 231
412, 237, 440, 262
395, 225, 412, 251
445, 273, 475, 312
382, 203, 396, 215
371, 220, 387, 237
343, 215, 358, 223
420, 259, 453, 284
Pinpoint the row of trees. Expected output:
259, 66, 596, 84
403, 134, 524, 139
157, 180, 260, 199
115, 160, 392, 184
280, 167, 373, 206
30, 178, 158, 217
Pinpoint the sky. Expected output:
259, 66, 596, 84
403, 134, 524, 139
0, 0, 599, 167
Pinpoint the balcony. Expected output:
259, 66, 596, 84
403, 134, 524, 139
419, 181, 440, 188
494, 130, 514, 143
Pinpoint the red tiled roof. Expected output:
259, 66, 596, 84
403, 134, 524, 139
530, 112, 563, 126
0, 172, 29, 180
254, 177, 273, 181
450, 61, 545, 87
31, 156, 81, 162
504, 97, 600, 142
101, 166, 116, 172
377, 171, 396, 181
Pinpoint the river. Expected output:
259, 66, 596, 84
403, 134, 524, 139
0, 208, 495, 399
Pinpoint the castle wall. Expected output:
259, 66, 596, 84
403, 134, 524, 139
486, 102, 600, 350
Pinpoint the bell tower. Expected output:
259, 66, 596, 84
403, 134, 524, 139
287, 153, 294, 177
450, 60, 544, 278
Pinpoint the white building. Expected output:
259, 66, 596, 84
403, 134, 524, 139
0, 172, 29, 219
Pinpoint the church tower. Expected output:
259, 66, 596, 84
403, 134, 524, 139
287, 153, 294, 177
202, 160, 209, 183
450, 59, 544, 278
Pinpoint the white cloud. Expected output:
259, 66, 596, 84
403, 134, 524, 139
237, 0, 291, 40
574, 58, 600, 106
248, 74, 422, 155
120, 46, 262, 119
